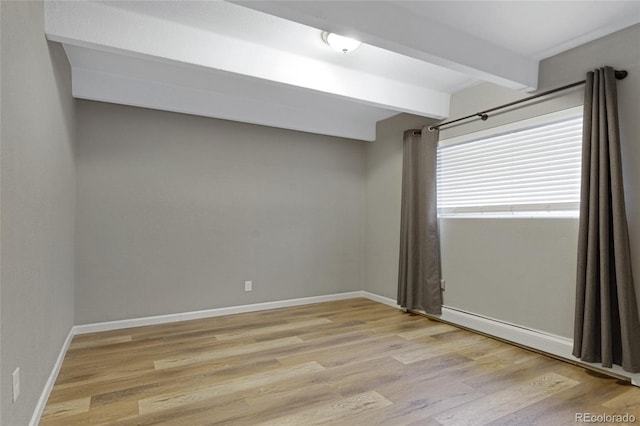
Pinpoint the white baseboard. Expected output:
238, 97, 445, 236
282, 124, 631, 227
419, 304, 640, 386
29, 328, 75, 426
439, 305, 574, 358
74, 291, 364, 334
360, 291, 401, 309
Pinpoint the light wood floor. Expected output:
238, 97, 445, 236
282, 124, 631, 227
41, 298, 640, 425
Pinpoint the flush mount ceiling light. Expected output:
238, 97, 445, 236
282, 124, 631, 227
321, 31, 361, 54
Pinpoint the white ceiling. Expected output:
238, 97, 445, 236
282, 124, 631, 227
45, 1, 640, 141
395, 1, 640, 60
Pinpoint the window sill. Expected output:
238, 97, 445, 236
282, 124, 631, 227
439, 211, 579, 219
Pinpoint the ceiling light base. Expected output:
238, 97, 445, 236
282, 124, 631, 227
322, 31, 361, 54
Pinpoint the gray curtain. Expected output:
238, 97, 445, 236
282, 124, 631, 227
573, 66, 640, 373
397, 127, 442, 315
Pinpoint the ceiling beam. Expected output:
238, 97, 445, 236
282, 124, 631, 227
64, 45, 391, 141
45, 1, 451, 119
232, 0, 539, 91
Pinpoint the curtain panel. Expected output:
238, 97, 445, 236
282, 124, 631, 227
573, 66, 640, 373
397, 127, 442, 315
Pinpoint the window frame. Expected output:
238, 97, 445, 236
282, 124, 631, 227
437, 106, 583, 219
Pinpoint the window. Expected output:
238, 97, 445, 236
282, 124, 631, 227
437, 107, 583, 218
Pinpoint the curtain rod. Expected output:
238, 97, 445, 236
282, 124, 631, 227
427, 69, 628, 132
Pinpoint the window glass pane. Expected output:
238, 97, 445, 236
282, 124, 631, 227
437, 112, 582, 218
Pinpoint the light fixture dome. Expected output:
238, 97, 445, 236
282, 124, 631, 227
321, 32, 361, 54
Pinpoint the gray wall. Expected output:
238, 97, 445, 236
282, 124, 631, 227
364, 24, 640, 338
0, 2, 76, 425
439, 219, 578, 336
75, 101, 365, 324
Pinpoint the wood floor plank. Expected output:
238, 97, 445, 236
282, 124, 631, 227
277, 334, 417, 369
257, 390, 393, 426
214, 317, 332, 341
153, 335, 303, 369
434, 372, 580, 426
40, 397, 91, 420
40, 298, 640, 425
603, 386, 640, 412
138, 361, 325, 414
483, 375, 632, 426
68, 335, 133, 350
392, 333, 488, 364
355, 380, 479, 426
136, 382, 340, 425
40, 400, 139, 426
396, 322, 458, 340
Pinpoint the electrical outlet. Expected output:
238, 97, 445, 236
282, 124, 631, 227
440, 279, 446, 291
244, 280, 252, 292
12, 367, 20, 403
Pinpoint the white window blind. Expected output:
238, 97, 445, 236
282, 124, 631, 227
437, 111, 583, 217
